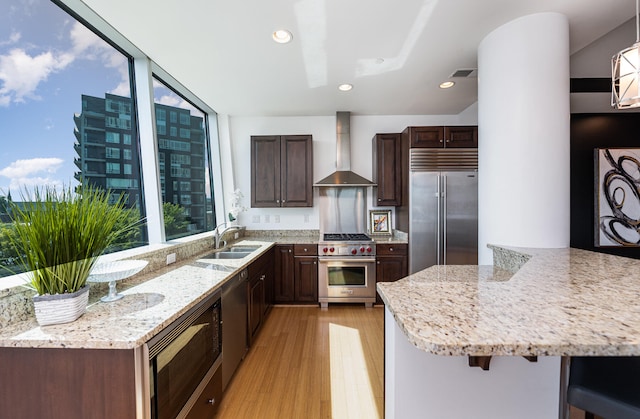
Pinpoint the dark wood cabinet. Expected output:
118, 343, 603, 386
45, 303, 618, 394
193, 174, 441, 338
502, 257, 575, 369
402, 126, 477, 148
247, 248, 274, 345
274, 244, 295, 302
444, 126, 478, 148
376, 243, 408, 303
0, 347, 138, 418
372, 133, 402, 206
293, 244, 318, 302
274, 244, 318, 303
250, 135, 313, 208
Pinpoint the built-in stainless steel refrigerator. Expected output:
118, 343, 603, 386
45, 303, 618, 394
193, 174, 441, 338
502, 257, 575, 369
398, 148, 478, 274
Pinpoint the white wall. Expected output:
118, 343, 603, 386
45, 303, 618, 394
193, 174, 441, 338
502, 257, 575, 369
223, 112, 478, 230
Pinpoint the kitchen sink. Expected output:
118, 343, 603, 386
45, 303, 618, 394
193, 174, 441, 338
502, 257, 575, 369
203, 251, 251, 259
227, 245, 260, 252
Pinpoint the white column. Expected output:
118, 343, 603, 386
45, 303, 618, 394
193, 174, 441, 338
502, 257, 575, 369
478, 13, 571, 264
134, 57, 165, 244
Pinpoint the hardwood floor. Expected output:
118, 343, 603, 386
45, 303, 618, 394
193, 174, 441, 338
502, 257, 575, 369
214, 305, 384, 419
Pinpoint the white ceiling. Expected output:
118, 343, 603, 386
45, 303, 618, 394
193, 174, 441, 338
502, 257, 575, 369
79, 0, 635, 117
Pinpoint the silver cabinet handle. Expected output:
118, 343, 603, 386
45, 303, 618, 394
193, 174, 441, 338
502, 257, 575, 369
207, 398, 215, 405
389, 247, 394, 252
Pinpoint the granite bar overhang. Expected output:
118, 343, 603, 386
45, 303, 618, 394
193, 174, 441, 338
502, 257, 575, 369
377, 245, 640, 357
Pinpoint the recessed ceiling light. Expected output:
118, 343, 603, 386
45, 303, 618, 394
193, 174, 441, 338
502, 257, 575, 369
272, 29, 292, 44
439, 81, 455, 89
338, 83, 353, 92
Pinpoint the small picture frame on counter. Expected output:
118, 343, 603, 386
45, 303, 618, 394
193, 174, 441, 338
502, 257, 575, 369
369, 209, 392, 235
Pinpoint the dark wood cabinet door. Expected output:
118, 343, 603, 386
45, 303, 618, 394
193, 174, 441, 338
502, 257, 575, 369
373, 133, 402, 206
294, 256, 318, 302
281, 135, 313, 207
251, 136, 281, 207
405, 126, 444, 148
262, 248, 274, 316
375, 244, 408, 303
444, 126, 478, 148
248, 276, 265, 342
274, 245, 294, 302
251, 135, 313, 208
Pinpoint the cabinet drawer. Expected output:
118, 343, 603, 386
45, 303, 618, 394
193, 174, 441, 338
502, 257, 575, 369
185, 366, 222, 419
293, 244, 317, 256
376, 243, 407, 255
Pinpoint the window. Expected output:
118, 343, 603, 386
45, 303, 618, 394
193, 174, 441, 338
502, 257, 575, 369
153, 77, 214, 240
106, 162, 120, 174
106, 132, 120, 143
171, 154, 191, 165
105, 147, 120, 159
1, 0, 220, 283
0, 0, 147, 280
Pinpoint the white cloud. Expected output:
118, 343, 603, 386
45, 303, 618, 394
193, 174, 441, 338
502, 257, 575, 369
0, 32, 22, 46
0, 21, 131, 106
0, 48, 73, 105
8, 176, 63, 193
0, 158, 66, 194
0, 157, 64, 178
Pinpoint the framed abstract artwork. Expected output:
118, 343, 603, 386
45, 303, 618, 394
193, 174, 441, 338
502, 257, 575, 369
595, 148, 640, 247
369, 209, 392, 235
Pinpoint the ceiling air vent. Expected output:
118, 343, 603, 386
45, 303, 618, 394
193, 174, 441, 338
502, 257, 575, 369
449, 68, 477, 78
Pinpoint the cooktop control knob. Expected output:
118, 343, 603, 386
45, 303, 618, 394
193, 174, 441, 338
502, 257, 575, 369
359, 246, 365, 253
366, 246, 372, 253
351, 248, 357, 255
330, 247, 335, 253
323, 247, 328, 253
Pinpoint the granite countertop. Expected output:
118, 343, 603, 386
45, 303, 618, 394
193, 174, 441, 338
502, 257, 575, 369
0, 240, 275, 350
377, 245, 640, 357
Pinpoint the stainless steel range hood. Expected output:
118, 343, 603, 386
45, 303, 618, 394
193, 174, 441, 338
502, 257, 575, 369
314, 112, 376, 187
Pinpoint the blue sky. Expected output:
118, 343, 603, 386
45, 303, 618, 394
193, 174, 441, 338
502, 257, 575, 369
0, 0, 130, 199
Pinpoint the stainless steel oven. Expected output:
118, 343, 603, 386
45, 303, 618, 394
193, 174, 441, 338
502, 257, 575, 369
318, 233, 376, 308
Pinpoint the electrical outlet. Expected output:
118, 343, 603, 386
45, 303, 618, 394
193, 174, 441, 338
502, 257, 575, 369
252, 215, 260, 223
234, 232, 239, 239
304, 214, 310, 223
274, 215, 280, 223
166, 253, 176, 265
264, 214, 270, 223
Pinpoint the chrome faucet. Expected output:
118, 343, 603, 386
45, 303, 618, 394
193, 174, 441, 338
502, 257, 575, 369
214, 222, 242, 249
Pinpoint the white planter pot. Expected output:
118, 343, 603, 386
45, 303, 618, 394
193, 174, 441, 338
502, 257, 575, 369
32, 285, 90, 326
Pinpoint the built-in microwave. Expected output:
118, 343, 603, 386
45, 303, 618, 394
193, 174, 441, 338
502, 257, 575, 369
147, 291, 222, 419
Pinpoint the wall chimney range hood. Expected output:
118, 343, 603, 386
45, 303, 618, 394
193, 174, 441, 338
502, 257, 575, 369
314, 112, 376, 187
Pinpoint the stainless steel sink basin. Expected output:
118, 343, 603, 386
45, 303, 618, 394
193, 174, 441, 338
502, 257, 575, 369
203, 251, 251, 259
227, 245, 260, 252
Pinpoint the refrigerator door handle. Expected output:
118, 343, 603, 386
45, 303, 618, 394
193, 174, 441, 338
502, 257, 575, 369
442, 174, 447, 266
437, 174, 441, 265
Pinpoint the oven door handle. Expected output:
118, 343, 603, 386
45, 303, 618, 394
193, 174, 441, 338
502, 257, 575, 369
318, 257, 376, 263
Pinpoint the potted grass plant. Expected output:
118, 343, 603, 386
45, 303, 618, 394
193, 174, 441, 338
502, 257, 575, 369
7, 184, 140, 326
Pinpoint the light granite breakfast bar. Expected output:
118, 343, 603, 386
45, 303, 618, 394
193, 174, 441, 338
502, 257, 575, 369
377, 245, 640, 419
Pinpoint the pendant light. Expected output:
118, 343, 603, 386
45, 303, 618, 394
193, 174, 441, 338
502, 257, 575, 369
612, 0, 640, 108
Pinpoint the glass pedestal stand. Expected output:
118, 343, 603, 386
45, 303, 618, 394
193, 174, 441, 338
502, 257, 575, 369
88, 260, 149, 303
